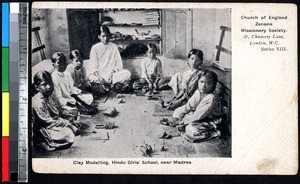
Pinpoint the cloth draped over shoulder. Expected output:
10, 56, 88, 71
169, 68, 203, 96
184, 69, 204, 97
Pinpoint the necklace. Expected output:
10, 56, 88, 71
57, 71, 64, 77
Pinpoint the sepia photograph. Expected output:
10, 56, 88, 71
31, 6, 231, 159
31, 2, 297, 175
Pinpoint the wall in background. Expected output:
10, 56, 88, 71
214, 9, 231, 67
192, 8, 231, 61
31, 8, 231, 73
192, 9, 217, 61
32, 9, 48, 66
32, 9, 70, 66
162, 9, 192, 59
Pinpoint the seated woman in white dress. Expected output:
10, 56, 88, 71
88, 26, 131, 93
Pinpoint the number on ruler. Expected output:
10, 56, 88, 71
19, 3, 29, 183
22, 148, 27, 152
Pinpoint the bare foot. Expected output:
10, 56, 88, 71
159, 97, 168, 108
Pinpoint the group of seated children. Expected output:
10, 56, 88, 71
32, 25, 224, 151
32, 50, 102, 151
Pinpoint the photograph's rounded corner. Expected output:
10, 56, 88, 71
31, 161, 44, 174
291, 164, 299, 176
31, 1, 38, 8
288, 3, 298, 10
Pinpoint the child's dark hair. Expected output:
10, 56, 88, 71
34, 70, 53, 86
51, 52, 67, 63
97, 25, 111, 36
188, 49, 203, 61
200, 70, 218, 93
70, 50, 83, 60
32, 70, 53, 96
146, 43, 159, 54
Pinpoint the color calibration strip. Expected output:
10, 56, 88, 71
2, 2, 29, 182
10, 2, 20, 182
2, 2, 10, 182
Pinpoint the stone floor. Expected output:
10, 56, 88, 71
33, 90, 231, 158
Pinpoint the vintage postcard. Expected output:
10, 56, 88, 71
31, 2, 297, 174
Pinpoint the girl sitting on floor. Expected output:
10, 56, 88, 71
66, 50, 108, 98
172, 70, 223, 142
66, 50, 89, 91
162, 49, 204, 110
133, 43, 170, 94
32, 70, 79, 151
51, 52, 98, 115
88, 26, 131, 93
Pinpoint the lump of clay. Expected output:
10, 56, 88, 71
103, 107, 118, 117
140, 144, 153, 157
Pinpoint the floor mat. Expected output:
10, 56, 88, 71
176, 144, 197, 155
153, 104, 173, 116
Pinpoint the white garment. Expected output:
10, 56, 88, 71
140, 57, 163, 78
52, 70, 93, 106
111, 70, 131, 84
89, 42, 128, 82
173, 90, 221, 124
66, 63, 88, 89
168, 69, 195, 95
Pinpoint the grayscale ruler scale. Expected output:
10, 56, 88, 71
18, 2, 29, 182
9, 3, 19, 181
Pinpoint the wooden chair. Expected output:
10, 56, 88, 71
212, 26, 232, 72
32, 27, 46, 60
208, 26, 232, 138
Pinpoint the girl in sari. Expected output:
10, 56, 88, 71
162, 49, 204, 110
